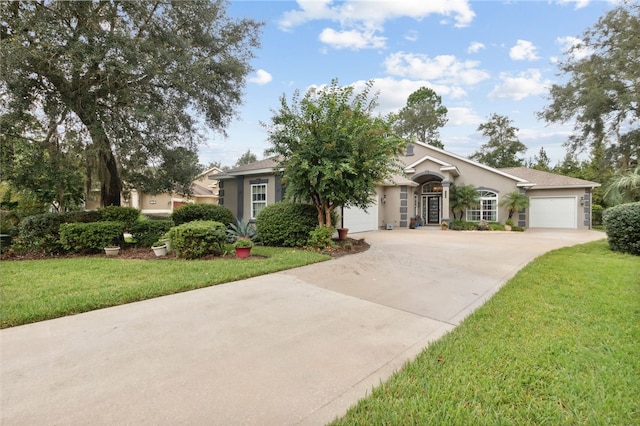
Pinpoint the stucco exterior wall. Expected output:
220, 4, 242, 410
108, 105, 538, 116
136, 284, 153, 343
219, 174, 284, 222
526, 187, 592, 229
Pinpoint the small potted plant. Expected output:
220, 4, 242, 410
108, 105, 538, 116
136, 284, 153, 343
440, 220, 448, 230
151, 240, 168, 257
233, 238, 253, 259
104, 246, 121, 256
504, 218, 514, 231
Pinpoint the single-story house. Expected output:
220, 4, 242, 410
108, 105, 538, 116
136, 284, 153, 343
85, 167, 224, 214
211, 142, 599, 232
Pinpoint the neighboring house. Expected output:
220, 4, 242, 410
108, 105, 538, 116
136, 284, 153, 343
213, 143, 600, 232
84, 167, 223, 214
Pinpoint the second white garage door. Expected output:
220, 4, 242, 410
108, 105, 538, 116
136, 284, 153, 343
342, 201, 378, 233
529, 197, 577, 229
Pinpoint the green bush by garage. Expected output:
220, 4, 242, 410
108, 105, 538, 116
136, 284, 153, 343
167, 220, 227, 259
602, 201, 640, 255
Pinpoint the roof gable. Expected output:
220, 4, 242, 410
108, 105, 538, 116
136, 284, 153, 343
405, 142, 528, 183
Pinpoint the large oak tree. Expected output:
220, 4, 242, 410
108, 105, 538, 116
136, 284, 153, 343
1, 1, 262, 206
265, 80, 406, 227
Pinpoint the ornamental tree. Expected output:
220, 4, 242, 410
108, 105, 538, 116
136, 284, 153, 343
264, 79, 406, 227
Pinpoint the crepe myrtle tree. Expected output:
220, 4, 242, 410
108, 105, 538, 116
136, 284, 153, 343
0, 1, 262, 206
264, 79, 406, 227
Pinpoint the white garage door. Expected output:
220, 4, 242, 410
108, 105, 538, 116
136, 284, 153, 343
529, 197, 577, 229
343, 202, 378, 233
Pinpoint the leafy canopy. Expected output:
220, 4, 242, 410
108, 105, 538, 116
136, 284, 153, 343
471, 114, 527, 168
0, 1, 262, 206
538, 3, 639, 171
265, 79, 406, 226
394, 87, 448, 149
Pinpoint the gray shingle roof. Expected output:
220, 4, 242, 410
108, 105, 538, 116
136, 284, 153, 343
500, 167, 600, 188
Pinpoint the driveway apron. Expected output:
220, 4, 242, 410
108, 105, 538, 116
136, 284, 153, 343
0, 229, 604, 425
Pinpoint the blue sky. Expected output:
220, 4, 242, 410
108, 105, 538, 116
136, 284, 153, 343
199, 0, 620, 168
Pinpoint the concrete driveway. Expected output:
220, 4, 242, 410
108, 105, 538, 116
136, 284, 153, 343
0, 229, 604, 425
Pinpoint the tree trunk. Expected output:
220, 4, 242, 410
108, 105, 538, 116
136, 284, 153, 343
76, 111, 122, 207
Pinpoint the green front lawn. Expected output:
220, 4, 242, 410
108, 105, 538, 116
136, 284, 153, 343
331, 240, 640, 425
0, 246, 329, 328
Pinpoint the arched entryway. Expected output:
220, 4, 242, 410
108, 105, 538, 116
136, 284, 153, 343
421, 181, 443, 225
411, 171, 447, 226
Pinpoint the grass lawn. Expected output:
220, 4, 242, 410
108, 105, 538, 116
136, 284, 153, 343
0, 245, 329, 328
331, 240, 640, 425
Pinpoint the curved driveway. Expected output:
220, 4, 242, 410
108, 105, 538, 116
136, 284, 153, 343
0, 229, 604, 425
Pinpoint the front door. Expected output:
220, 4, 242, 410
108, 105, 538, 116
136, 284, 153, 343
422, 195, 441, 225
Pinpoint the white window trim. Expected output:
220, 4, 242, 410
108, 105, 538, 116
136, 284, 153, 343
466, 189, 498, 222
251, 183, 267, 220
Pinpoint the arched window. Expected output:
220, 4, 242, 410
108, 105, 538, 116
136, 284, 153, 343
466, 190, 498, 222
422, 181, 443, 194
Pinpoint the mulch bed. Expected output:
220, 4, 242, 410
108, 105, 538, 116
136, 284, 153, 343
1, 237, 369, 261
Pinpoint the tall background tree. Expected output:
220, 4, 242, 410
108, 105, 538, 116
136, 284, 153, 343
265, 79, 406, 227
539, 3, 639, 176
0, 1, 262, 207
394, 87, 448, 149
470, 114, 527, 168
235, 149, 258, 167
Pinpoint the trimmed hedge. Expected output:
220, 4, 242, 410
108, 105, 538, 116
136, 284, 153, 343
100, 206, 140, 231
167, 220, 227, 259
18, 213, 68, 254
602, 202, 640, 255
130, 220, 175, 247
171, 203, 234, 227
256, 202, 318, 247
59, 221, 126, 253
16, 210, 116, 254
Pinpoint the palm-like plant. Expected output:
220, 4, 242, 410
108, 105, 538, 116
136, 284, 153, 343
449, 184, 480, 220
500, 191, 529, 220
226, 219, 259, 243
603, 167, 640, 206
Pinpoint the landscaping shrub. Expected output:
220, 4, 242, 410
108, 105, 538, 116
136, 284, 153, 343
130, 220, 174, 247
171, 203, 234, 227
256, 202, 318, 247
100, 206, 140, 231
167, 220, 227, 259
449, 220, 477, 231
307, 225, 334, 249
63, 210, 102, 223
592, 204, 603, 226
602, 202, 640, 255
59, 221, 126, 253
488, 222, 505, 231
18, 213, 67, 253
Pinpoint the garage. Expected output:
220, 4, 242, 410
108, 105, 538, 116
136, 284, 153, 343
342, 202, 378, 233
529, 197, 577, 229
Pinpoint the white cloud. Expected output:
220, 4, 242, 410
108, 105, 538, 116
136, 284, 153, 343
488, 69, 551, 101
556, 0, 591, 10
467, 41, 485, 54
556, 36, 592, 60
319, 27, 386, 50
248, 69, 273, 85
279, 0, 475, 30
384, 51, 490, 87
447, 106, 484, 127
509, 40, 540, 61
278, 0, 475, 50
405, 30, 419, 42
